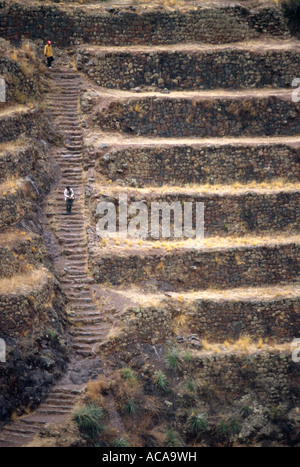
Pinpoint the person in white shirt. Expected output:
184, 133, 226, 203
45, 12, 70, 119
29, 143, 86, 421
64, 186, 75, 215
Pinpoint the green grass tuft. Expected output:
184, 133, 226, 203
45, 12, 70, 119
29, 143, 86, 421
164, 428, 182, 447
154, 370, 168, 391
73, 404, 104, 440
188, 411, 208, 433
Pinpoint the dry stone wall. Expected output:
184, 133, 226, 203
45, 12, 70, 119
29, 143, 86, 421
95, 95, 300, 138
0, 146, 39, 183
92, 190, 300, 237
78, 47, 300, 90
91, 242, 299, 289
0, 235, 46, 278
0, 181, 36, 230
96, 143, 300, 186
0, 275, 56, 338
0, 2, 290, 46
0, 109, 40, 142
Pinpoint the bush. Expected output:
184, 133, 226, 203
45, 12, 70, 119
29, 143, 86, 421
164, 428, 182, 447
73, 404, 104, 440
122, 367, 138, 384
188, 411, 208, 433
122, 367, 134, 379
218, 419, 230, 437
113, 437, 130, 447
124, 399, 137, 415
166, 347, 180, 370
218, 418, 241, 438
185, 379, 195, 392
154, 370, 168, 391
47, 329, 58, 341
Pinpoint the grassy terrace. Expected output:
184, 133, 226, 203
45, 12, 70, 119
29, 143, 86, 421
0, 267, 51, 295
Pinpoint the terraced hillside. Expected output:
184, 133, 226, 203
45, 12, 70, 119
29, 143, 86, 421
0, 0, 299, 448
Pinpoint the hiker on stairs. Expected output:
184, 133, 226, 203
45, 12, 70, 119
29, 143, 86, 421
44, 41, 54, 68
64, 186, 75, 215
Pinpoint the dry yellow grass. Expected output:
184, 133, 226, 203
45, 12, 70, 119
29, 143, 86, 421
192, 336, 291, 357
0, 230, 31, 246
96, 179, 300, 197
0, 138, 27, 154
0, 178, 26, 196
0, 268, 50, 295
109, 282, 300, 310
134, 0, 188, 6
95, 232, 300, 255
86, 379, 107, 406
0, 105, 29, 117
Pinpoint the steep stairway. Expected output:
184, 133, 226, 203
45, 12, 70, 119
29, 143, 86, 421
0, 69, 109, 447
0, 387, 82, 447
44, 69, 110, 359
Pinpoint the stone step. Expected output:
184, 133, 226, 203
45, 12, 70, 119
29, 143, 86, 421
59, 167, 83, 171
95, 89, 300, 138
66, 289, 92, 296
72, 342, 96, 351
49, 102, 78, 107
67, 293, 92, 300
59, 241, 87, 248
68, 297, 94, 303
51, 387, 83, 395
0, 434, 30, 446
68, 309, 99, 316
38, 407, 71, 415
72, 335, 105, 345
57, 234, 86, 240
68, 303, 97, 310
74, 348, 95, 358
4, 423, 40, 438
78, 40, 300, 90
70, 326, 106, 335
4, 425, 39, 436
69, 317, 102, 326
44, 399, 75, 407
46, 393, 79, 402
39, 403, 74, 411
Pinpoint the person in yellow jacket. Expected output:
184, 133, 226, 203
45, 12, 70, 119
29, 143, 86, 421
44, 41, 54, 68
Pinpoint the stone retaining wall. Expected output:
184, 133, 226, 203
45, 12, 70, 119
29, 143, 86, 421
78, 47, 300, 90
0, 56, 40, 105
192, 352, 296, 405
0, 2, 290, 46
96, 143, 300, 186
0, 146, 38, 183
0, 234, 47, 278
0, 181, 36, 230
189, 297, 300, 341
0, 275, 56, 338
0, 108, 40, 142
96, 95, 300, 138
91, 242, 299, 289
92, 190, 300, 237
100, 295, 300, 352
